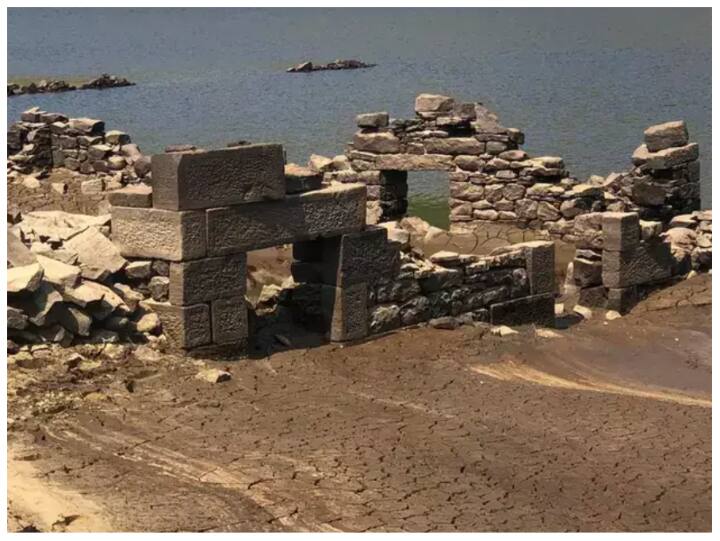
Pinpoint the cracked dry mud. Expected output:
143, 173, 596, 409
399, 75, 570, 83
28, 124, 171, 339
7, 275, 711, 532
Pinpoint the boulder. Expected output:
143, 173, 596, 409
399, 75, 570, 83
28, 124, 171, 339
7, 230, 37, 267
356, 112, 389, 128
35, 254, 81, 289
644, 120, 688, 152
8, 307, 28, 330
7, 263, 44, 293
353, 132, 401, 154
308, 154, 334, 173
64, 226, 127, 281
10, 282, 63, 326
415, 93, 455, 113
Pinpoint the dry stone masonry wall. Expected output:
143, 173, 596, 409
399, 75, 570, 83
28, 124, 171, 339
319, 94, 702, 246
106, 142, 558, 355
566, 209, 711, 313
8, 106, 151, 181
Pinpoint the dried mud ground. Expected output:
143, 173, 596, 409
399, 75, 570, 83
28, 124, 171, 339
7, 275, 712, 532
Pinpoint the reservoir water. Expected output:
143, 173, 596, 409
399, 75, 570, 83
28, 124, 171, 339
8, 8, 712, 225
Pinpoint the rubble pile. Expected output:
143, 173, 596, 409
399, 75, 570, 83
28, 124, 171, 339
565, 209, 712, 313
7, 73, 134, 96
7, 210, 167, 349
603, 120, 700, 222
8, 107, 151, 180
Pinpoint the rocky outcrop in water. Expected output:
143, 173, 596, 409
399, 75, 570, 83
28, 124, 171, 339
7, 74, 134, 97
286, 59, 376, 73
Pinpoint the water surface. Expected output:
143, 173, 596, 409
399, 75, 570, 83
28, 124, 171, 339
8, 8, 712, 222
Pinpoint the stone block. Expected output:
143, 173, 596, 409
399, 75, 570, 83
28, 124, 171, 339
321, 283, 369, 342
356, 112, 389, 128
489, 293, 555, 327
573, 257, 602, 287
607, 286, 638, 314
211, 296, 248, 345
353, 132, 401, 154
424, 137, 485, 155
516, 241, 555, 295
415, 94, 455, 113
602, 242, 673, 288
144, 301, 212, 349
645, 143, 699, 170
644, 121, 688, 152
321, 226, 400, 286
111, 206, 206, 262
107, 184, 152, 208
578, 285, 607, 308
151, 144, 286, 210
602, 212, 639, 252
169, 253, 247, 305
206, 184, 366, 255
284, 164, 323, 194
374, 154, 454, 171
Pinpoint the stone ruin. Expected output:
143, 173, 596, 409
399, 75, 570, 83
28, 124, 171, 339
108, 144, 557, 355
319, 94, 701, 244
6, 94, 712, 355
8, 106, 151, 180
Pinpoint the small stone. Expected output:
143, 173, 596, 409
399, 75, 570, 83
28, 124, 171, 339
605, 310, 622, 321
51, 182, 68, 194
429, 316, 459, 330
135, 312, 161, 334
195, 367, 232, 383
149, 276, 170, 301
491, 325, 518, 337
573, 305, 593, 319
22, 176, 41, 190
535, 328, 562, 339
429, 251, 461, 266
125, 260, 153, 280
134, 344, 161, 362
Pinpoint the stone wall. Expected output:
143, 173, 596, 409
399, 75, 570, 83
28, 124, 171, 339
567, 209, 712, 313
603, 121, 700, 222
320, 94, 701, 245
106, 143, 558, 355
7, 106, 151, 180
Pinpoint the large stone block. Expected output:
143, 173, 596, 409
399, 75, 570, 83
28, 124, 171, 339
353, 132, 401, 154
644, 121, 688, 152
169, 253, 247, 305
645, 143, 699, 170
606, 286, 638, 314
423, 137, 485, 155
321, 226, 400, 286
602, 242, 673, 288
211, 296, 248, 345
602, 212, 639, 252
321, 283, 369, 342
151, 144, 286, 210
111, 206, 206, 261
374, 154, 454, 171
489, 293, 555, 327
147, 301, 211, 349
573, 257, 602, 287
107, 184, 152, 208
206, 184, 366, 255
517, 241, 555, 295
